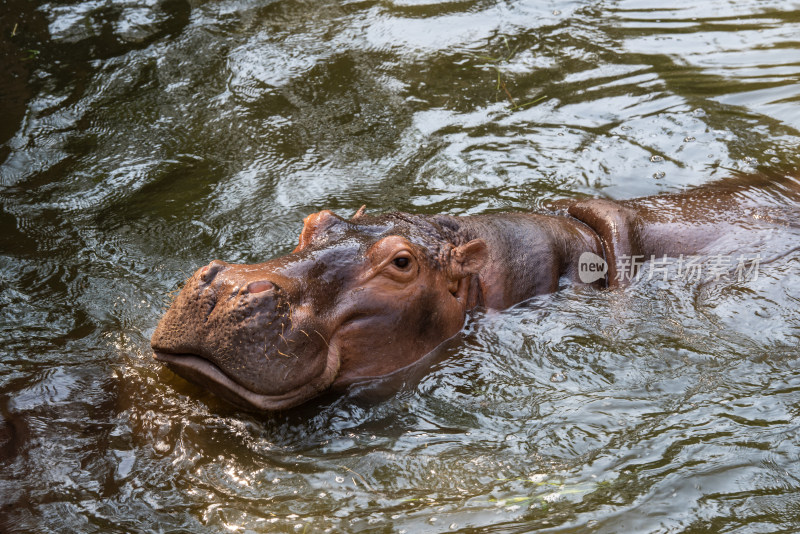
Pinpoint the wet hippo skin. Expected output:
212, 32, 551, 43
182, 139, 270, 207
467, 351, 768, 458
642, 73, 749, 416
151, 174, 800, 411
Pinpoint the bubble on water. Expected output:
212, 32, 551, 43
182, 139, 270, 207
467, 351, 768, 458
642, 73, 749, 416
653, 171, 666, 179
692, 108, 706, 116
558, 132, 565, 136
450, 524, 458, 530
765, 148, 777, 155
770, 157, 780, 163
550, 372, 567, 382
650, 155, 664, 163
553, 9, 561, 15
683, 136, 696, 142
543, 492, 562, 503
335, 476, 344, 483
428, 517, 437, 523
620, 125, 631, 131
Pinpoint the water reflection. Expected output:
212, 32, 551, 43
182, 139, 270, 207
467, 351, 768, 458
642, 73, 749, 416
1, 0, 799, 531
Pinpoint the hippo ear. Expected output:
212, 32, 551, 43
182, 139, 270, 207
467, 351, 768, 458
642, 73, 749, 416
351, 205, 367, 220
449, 239, 488, 277
293, 210, 341, 253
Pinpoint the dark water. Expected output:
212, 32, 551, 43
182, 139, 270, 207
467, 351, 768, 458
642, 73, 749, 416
2, 0, 800, 531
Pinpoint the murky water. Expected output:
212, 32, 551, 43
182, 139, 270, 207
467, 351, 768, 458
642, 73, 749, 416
2, 0, 800, 531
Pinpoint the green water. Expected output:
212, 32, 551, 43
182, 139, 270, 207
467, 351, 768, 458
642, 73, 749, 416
1, 0, 799, 532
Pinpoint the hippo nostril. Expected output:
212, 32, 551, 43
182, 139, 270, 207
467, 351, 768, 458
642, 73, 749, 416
200, 260, 227, 283
247, 280, 275, 294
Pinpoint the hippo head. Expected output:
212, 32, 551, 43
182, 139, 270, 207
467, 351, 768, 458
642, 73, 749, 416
151, 209, 488, 411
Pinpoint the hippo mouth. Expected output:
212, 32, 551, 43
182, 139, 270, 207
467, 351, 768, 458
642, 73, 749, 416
153, 347, 341, 411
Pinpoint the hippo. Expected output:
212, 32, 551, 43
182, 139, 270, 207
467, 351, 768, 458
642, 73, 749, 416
151, 173, 800, 411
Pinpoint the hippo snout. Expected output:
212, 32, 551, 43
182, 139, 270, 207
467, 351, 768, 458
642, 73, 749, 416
151, 260, 335, 408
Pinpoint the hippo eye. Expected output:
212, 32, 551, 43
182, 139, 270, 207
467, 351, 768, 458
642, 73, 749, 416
393, 257, 411, 269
